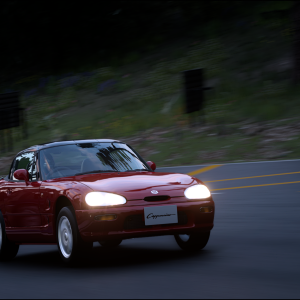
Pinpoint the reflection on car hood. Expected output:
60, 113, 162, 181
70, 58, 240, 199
75, 172, 199, 200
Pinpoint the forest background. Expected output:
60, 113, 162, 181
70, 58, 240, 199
1, 0, 300, 174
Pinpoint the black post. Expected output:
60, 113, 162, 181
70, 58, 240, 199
183, 69, 204, 115
0, 131, 5, 153
183, 69, 212, 124
0, 92, 26, 149
20, 108, 28, 139
7, 128, 13, 152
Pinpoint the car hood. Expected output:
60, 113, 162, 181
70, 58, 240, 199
74, 172, 199, 200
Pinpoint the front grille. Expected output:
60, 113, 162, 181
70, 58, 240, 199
124, 215, 146, 230
144, 195, 170, 202
123, 211, 188, 230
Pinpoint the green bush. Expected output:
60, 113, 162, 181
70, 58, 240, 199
45, 76, 59, 96
123, 52, 141, 65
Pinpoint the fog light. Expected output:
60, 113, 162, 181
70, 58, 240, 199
95, 214, 117, 221
200, 207, 213, 213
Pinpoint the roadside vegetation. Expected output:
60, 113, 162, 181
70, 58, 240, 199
1, 2, 300, 175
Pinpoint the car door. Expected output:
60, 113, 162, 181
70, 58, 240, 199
5, 151, 42, 233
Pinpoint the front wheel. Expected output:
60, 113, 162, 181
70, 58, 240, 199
0, 211, 19, 261
174, 232, 210, 251
57, 207, 92, 265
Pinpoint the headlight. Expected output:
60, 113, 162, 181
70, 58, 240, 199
85, 192, 126, 206
184, 184, 211, 199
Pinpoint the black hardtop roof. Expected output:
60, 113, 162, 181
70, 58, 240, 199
19, 139, 121, 154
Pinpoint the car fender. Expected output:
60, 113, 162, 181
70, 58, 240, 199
40, 180, 93, 218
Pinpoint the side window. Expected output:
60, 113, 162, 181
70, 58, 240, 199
10, 152, 36, 181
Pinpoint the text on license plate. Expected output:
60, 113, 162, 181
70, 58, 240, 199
144, 205, 178, 226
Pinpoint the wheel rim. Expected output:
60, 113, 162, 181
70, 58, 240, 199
178, 234, 190, 242
58, 216, 73, 259
0, 223, 2, 251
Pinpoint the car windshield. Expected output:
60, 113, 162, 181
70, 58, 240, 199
39, 142, 150, 180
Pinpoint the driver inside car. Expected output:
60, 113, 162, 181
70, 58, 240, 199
40, 151, 56, 180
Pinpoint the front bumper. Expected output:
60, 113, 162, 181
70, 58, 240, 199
75, 197, 215, 242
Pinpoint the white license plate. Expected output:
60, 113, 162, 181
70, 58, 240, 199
144, 205, 178, 226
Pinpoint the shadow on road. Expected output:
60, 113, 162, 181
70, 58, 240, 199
3, 244, 214, 270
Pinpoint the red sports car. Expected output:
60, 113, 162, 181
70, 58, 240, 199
0, 140, 214, 264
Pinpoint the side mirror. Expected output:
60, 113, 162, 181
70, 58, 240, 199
147, 161, 156, 171
14, 169, 30, 185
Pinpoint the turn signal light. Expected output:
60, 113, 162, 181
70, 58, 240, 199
94, 214, 117, 221
200, 207, 213, 213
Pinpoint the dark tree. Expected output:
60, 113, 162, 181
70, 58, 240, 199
292, 1, 300, 84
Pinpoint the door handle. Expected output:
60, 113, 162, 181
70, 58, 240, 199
7, 189, 12, 196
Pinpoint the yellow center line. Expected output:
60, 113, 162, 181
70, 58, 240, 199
204, 171, 300, 183
211, 181, 300, 191
187, 164, 222, 176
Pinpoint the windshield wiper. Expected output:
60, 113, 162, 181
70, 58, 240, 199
75, 170, 117, 175
75, 169, 149, 175
123, 169, 149, 172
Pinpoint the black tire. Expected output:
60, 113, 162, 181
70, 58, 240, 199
57, 206, 92, 265
174, 232, 210, 251
0, 211, 19, 261
98, 239, 122, 248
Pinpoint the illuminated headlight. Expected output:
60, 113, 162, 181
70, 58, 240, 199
184, 184, 211, 199
85, 192, 126, 206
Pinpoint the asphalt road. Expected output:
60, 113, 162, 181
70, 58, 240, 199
1, 160, 300, 299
